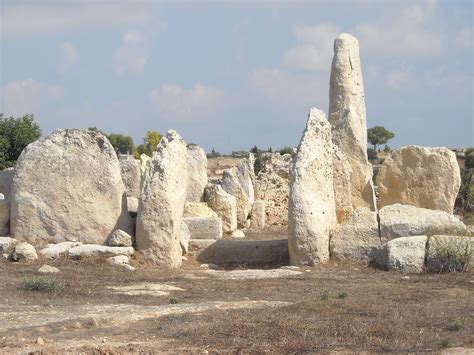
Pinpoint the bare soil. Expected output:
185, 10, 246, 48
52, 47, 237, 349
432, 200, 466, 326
0, 255, 473, 354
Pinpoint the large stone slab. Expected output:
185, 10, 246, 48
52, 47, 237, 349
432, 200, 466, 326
68, 244, 134, 259
120, 158, 142, 198
376, 146, 461, 214
330, 208, 380, 260
136, 130, 188, 268
288, 108, 336, 266
183, 217, 223, 240
10, 129, 132, 245
375, 235, 428, 273
379, 204, 466, 240
186, 145, 208, 202
204, 184, 237, 233
329, 33, 376, 210
39, 241, 82, 259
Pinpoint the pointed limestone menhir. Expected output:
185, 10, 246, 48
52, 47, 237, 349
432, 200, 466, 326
329, 33, 376, 211
288, 108, 337, 266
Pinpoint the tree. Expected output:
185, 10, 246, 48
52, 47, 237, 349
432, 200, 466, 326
107, 134, 135, 155
465, 148, 474, 170
0, 114, 41, 170
367, 126, 395, 151
136, 130, 162, 157
367, 147, 378, 161
278, 146, 293, 155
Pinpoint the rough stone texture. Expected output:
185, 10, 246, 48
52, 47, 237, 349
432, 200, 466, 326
230, 230, 246, 239
288, 108, 337, 266
376, 146, 461, 214
39, 241, 82, 260
254, 153, 291, 226
379, 204, 466, 240
107, 229, 133, 247
12, 242, 38, 261
186, 145, 208, 202
192, 239, 289, 266
140, 154, 151, 174
187, 239, 217, 257
0, 196, 9, 236
107, 255, 129, 266
183, 217, 223, 240
10, 129, 132, 245
330, 208, 380, 260
426, 235, 472, 273
38, 264, 60, 273
127, 196, 139, 215
0, 237, 17, 252
207, 268, 300, 280
180, 221, 191, 255
0, 167, 14, 201
250, 200, 266, 229
328, 33, 376, 211
376, 235, 428, 273
183, 202, 218, 218
204, 184, 237, 233
68, 245, 134, 259
136, 130, 188, 268
120, 159, 142, 198
332, 146, 353, 224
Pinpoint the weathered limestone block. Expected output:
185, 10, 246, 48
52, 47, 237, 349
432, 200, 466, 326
204, 184, 237, 233
0, 195, 9, 236
330, 208, 380, 260
183, 217, 223, 240
38, 264, 60, 273
186, 145, 208, 202
379, 204, 466, 240
288, 108, 337, 266
329, 33, 376, 210
107, 255, 129, 266
426, 235, 472, 273
332, 146, 353, 223
136, 130, 188, 268
0, 237, 17, 252
376, 235, 428, 273
39, 241, 82, 260
127, 196, 139, 215
12, 242, 37, 262
107, 229, 133, 247
0, 168, 14, 201
250, 200, 266, 229
184, 202, 218, 218
180, 221, 191, 254
376, 146, 461, 214
68, 244, 134, 259
222, 168, 251, 228
120, 158, 142, 198
10, 129, 132, 245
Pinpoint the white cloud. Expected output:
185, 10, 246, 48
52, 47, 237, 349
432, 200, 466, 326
114, 31, 150, 76
58, 42, 78, 74
0, 79, 64, 116
1, 1, 152, 37
282, 24, 339, 71
149, 84, 225, 119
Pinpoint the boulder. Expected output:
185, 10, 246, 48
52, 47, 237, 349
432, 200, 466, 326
126, 196, 139, 215
184, 202, 218, 218
186, 145, 208, 202
329, 33, 376, 210
136, 130, 188, 268
68, 244, 134, 259
0, 237, 17, 252
288, 108, 337, 266
376, 235, 428, 273
379, 204, 466, 240
39, 241, 82, 259
250, 200, 266, 229
376, 146, 461, 214
38, 264, 60, 273
332, 146, 353, 224
107, 255, 129, 266
204, 184, 237, 233
180, 221, 191, 254
183, 217, 223, 240
330, 208, 380, 260
426, 235, 472, 273
0, 195, 9, 236
10, 129, 132, 245
107, 229, 133, 247
12, 242, 37, 262
120, 159, 142, 198
0, 168, 14, 201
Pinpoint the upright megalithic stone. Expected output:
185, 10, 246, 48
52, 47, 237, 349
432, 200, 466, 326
288, 108, 337, 266
329, 33, 376, 211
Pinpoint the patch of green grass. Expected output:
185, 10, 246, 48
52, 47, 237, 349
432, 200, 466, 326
169, 297, 179, 304
320, 288, 347, 300
439, 339, 450, 348
447, 318, 466, 331
337, 291, 348, 299
21, 276, 64, 292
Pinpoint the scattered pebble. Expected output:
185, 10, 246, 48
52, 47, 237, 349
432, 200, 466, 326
36, 337, 45, 345
401, 276, 410, 280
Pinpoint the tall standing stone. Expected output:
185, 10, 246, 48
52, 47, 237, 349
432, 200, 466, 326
332, 146, 353, 223
186, 145, 208, 202
329, 33, 376, 211
10, 129, 132, 244
288, 108, 337, 266
136, 130, 188, 268
120, 159, 142, 198
204, 184, 237, 233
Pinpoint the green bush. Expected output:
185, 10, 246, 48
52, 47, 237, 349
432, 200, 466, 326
367, 147, 378, 160
447, 318, 466, 331
21, 277, 64, 292
278, 146, 293, 155
429, 236, 471, 273
465, 148, 474, 169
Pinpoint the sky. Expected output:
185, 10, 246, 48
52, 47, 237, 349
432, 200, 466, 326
1, 0, 473, 153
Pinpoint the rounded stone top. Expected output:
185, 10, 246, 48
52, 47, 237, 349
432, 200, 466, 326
334, 33, 359, 51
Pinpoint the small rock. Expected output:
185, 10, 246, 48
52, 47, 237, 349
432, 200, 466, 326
401, 276, 410, 280
200, 263, 219, 270
107, 255, 129, 266
230, 230, 246, 239
123, 264, 136, 271
36, 337, 45, 345
11, 242, 37, 262
38, 264, 60, 273
107, 229, 133, 247
0, 237, 17, 253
